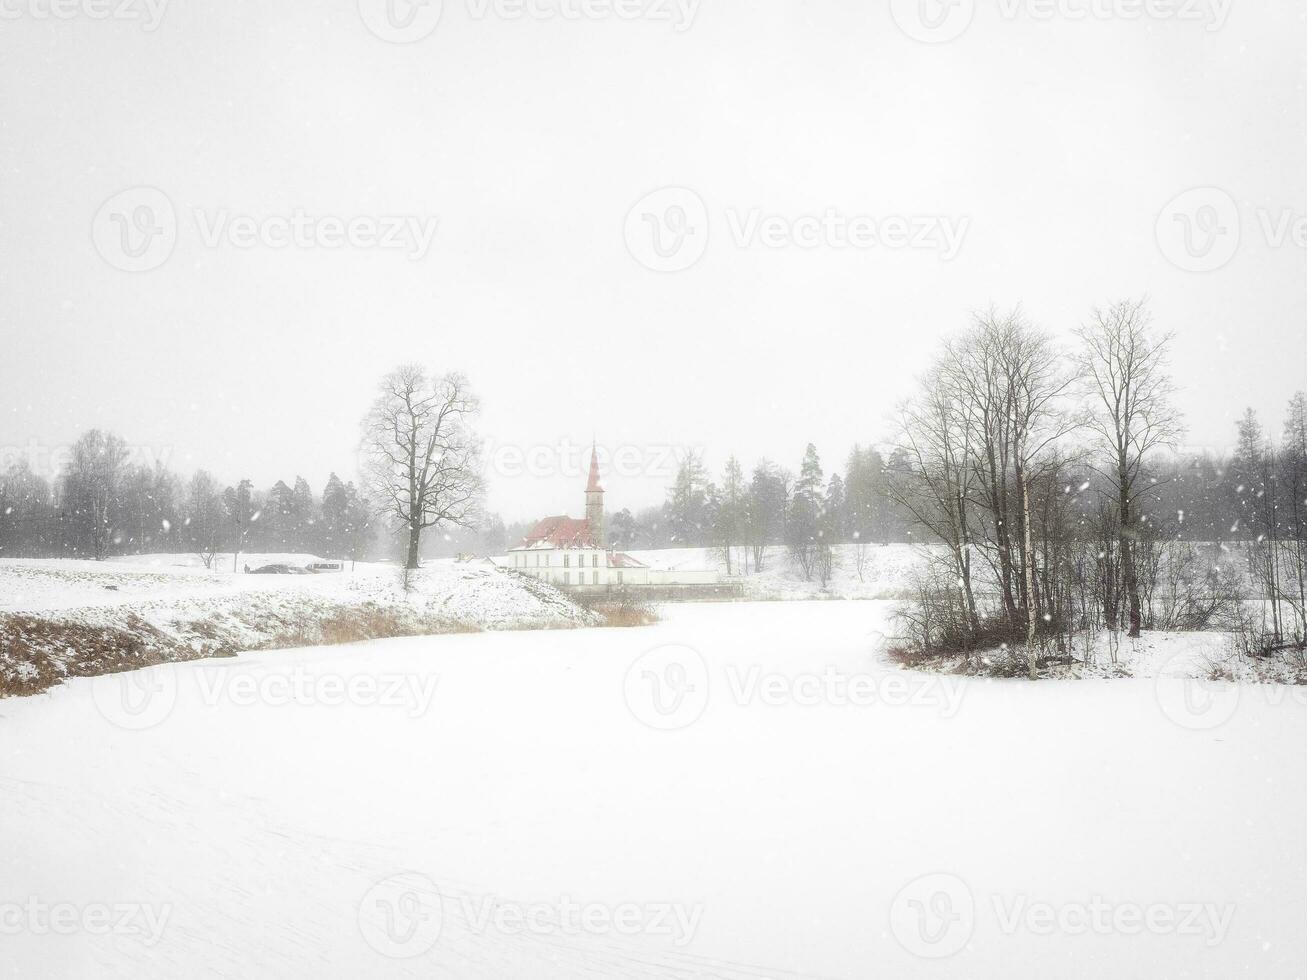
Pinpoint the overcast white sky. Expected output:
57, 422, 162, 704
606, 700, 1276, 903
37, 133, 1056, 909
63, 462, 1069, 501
1, 0, 1305, 522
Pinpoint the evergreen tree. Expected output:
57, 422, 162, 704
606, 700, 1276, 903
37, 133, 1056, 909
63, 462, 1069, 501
321, 473, 349, 556
664, 451, 713, 545
787, 444, 824, 580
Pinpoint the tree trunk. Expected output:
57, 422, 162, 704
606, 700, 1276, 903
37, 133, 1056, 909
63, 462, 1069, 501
1020, 464, 1038, 679
406, 523, 422, 570
1118, 461, 1142, 638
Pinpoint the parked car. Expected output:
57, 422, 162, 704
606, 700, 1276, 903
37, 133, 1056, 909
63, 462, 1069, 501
250, 564, 310, 575
306, 562, 343, 573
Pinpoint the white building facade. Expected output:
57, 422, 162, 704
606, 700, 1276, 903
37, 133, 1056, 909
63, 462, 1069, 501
507, 444, 717, 590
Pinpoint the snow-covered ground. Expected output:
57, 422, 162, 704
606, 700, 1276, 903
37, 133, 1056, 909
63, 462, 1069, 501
1, 600, 1303, 978
0, 556, 595, 696
0, 554, 503, 615
626, 543, 924, 599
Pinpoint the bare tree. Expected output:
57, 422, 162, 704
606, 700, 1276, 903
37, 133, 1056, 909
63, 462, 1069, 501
886, 363, 981, 643
362, 365, 483, 571
1076, 299, 1182, 637
186, 470, 225, 570
1282, 392, 1307, 644
999, 321, 1078, 676
853, 536, 870, 582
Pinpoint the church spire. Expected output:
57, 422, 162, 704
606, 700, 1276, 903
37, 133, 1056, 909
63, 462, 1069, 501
586, 440, 603, 493
585, 441, 605, 547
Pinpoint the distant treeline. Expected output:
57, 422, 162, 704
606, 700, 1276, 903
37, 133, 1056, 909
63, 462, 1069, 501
0, 431, 373, 566
2, 389, 1301, 573
455, 439, 1299, 559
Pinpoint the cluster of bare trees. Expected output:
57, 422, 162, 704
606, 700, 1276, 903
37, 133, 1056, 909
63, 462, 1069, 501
885, 299, 1304, 672
1224, 397, 1307, 652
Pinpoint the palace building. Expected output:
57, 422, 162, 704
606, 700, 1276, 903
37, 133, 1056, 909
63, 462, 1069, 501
508, 444, 650, 588
506, 443, 720, 591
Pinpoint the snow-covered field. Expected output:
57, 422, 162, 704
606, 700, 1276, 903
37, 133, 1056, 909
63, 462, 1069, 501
626, 543, 924, 599
2, 600, 1303, 978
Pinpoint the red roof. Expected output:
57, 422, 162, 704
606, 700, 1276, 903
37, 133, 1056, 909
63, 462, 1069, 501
608, 552, 647, 568
522, 516, 596, 548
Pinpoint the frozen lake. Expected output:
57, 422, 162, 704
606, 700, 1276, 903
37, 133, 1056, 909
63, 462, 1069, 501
2, 600, 1304, 978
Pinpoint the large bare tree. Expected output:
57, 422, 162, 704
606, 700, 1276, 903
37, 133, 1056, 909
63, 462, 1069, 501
1076, 299, 1182, 637
362, 366, 483, 571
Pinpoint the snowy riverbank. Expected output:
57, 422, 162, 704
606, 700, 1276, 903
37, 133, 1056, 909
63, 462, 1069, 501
0, 556, 596, 697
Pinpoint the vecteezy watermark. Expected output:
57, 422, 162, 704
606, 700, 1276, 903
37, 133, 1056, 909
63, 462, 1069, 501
623, 187, 970, 272
889, 873, 975, 958
991, 894, 1235, 946
890, 0, 1230, 43
623, 187, 710, 273
624, 644, 711, 731
92, 668, 179, 731
0, 898, 172, 946
724, 665, 967, 715
1155, 187, 1241, 273
464, 0, 698, 30
890, 872, 1236, 958
623, 644, 967, 731
0, 0, 170, 30
1154, 674, 1240, 731
92, 187, 439, 272
358, 873, 444, 959
889, 0, 976, 43
358, 0, 697, 42
92, 187, 177, 273
1156, 186, 1307, 273
0, 439, 174, 481
459, 894, 703, 947
724, 209, 969, 259
357, 0, 443, 42
1153, 649, 1307, 730
192, 210, 439, 260
93, 666, 440, 731
192, 665, 440, 717
485, 438, 694, 482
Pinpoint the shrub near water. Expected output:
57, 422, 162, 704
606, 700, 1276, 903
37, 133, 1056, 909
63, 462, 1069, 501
574, 592, 660, 628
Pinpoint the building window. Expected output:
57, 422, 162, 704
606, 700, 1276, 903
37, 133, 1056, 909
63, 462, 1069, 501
592, 554, 599, 568
617, 571, 623, 585
563, 571, 569, 585
563, 554, 570, 568
592, 570, 598, 585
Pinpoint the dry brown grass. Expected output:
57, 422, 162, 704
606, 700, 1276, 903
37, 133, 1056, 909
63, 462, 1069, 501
0, 614, 173, 697
0, 605, 481, 699
574, 594, 660, 628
